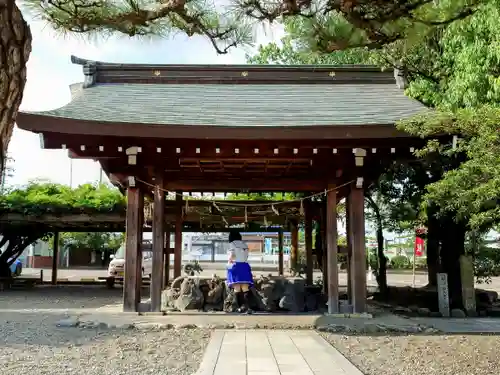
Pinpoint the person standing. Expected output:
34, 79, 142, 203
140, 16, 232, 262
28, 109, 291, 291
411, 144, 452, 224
226, 230, 254, 313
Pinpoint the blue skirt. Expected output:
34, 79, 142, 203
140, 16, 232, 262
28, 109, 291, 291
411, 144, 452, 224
226, 262, 254, 287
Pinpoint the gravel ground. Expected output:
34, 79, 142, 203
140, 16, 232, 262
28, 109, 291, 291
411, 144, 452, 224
0, 286, 127, 309
0, 287, 210, 375
322, 333, 499, 375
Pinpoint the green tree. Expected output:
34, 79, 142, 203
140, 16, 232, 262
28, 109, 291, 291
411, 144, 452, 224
0, 181, 125, 276
58, 231, 124, 265
1, 0, 481, 186
245, 1, 500, 307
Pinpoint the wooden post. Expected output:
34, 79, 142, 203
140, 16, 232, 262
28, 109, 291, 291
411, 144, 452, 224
163, 228, 170, 288
173, 192, 183, 278
320, 204, 328, 295
346, 193, 353, 304
326, 184, 339, 313
51, 231, 60, 285
350, 184, 366, 313
278, 228, 284, 276
304, 202, 313, 285
123, 186, 143, 312
290, 220, 298, 271
150, 174, 165, 312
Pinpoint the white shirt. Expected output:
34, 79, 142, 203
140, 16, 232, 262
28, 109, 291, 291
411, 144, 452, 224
228, 240, 249, 264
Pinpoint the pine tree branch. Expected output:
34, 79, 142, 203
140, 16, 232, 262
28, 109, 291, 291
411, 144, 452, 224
26, 0, 250, 54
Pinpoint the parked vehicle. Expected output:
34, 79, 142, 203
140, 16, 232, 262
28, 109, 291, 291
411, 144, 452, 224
106, 240, 152, 287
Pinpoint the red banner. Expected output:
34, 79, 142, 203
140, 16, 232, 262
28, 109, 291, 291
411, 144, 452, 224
414, 236, 424, 257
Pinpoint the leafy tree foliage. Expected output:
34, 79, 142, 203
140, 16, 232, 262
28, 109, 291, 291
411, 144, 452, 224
0, 182, 125, 277
59, 232, 124, 253
399, 106, 500, 231
236, 0, 481, 52
0, 182, 126, 216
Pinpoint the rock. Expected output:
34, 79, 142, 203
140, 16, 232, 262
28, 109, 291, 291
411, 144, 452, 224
376, 323, 422, 333
486, 307, 500, 317
161, 288, 180, 311
424, 327, 441, 334
466, 309, 478, 317
317, 324, 349, 333
223, 287, 238, 312
56, 317, 79, 328
393, 306, 412, 314
171, 275, 185, 290
451, 308, 467, 318
175, 278, 204, 311
362, 323, 381, 334
339, 301, 353, 314
409, 305, 419, 313
476, 289, 498, 304
417, 307, 431, 316
279, 282, 300, 311
206, 282, 224, 306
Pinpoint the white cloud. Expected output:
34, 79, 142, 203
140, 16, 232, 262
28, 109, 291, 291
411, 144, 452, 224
7, 16, 283, 188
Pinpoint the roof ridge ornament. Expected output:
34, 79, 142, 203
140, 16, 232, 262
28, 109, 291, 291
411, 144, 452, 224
71, 55, 97, 89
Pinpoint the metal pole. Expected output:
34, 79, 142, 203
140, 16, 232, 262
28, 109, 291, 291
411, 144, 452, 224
412, 234, 417, 288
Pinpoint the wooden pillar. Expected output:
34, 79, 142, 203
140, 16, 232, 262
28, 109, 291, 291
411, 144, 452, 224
290, 220, 299, 270
304, 202, 313, 285
173, 192, 183, 278
150, 174, 165, 312
350, 184, 366, 313
51, 231, 60, 285
346, 193, 353, 304
278, 228, 284, 276
123, 186, 143, 312
326, 184, 339, 313
320, 204, 328, 295
163, 228, 170, 288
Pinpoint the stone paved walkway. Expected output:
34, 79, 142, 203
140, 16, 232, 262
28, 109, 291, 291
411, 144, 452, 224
195, 330, 364, 375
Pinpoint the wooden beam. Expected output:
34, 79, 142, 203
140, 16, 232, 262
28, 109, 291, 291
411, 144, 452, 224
164, 179, 328, 192
150, 174, 165, 312
51, 232, 60, 285
304, 202, 313, 285
350, 184, 367, 313
326, 184, 339, 314
173, 192, 183, 278
278, 229, 284, 276
123, 187, 143, 312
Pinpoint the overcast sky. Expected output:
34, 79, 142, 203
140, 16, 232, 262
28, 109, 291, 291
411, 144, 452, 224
7, 16, 282, 188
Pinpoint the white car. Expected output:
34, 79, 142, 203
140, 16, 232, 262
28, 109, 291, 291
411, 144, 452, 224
106, 242, 153, 286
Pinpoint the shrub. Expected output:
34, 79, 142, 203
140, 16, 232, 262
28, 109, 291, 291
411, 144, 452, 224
390, 255, 411, 269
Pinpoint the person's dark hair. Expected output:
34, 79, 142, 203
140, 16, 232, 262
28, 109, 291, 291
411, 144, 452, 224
228, 230, 242, 243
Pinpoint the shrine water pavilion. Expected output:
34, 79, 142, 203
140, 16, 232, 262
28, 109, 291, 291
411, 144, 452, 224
16, 56, 426, 313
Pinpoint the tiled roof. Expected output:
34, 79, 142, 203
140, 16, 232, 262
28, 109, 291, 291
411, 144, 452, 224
27, 82, 426, 126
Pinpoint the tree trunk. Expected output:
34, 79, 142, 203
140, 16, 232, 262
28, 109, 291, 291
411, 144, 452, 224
0, 0, 32, 176
365, 194, 388, 296
375, 220, 388, 295
440, 215, 467, 309
426, 207, 440, 287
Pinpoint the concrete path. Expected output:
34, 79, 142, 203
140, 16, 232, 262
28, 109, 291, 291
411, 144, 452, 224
195, 330, 363, 375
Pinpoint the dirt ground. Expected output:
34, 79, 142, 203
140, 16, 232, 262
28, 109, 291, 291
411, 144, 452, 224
323, 333, 499, 375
